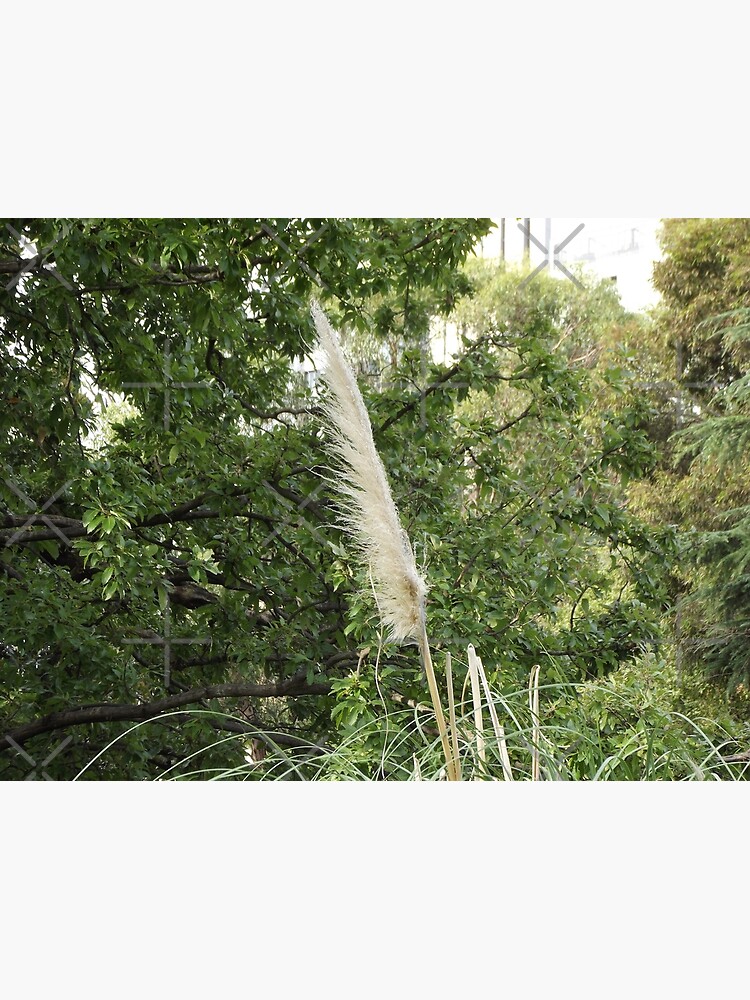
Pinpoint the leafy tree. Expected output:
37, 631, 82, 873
647, 220, 750, 715
0, 220, 678, 779
0, 218, 491, 778
653, 218, 750, 384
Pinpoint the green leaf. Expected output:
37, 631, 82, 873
82, 509, 102, 529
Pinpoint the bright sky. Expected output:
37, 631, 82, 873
477, 218, 663, 312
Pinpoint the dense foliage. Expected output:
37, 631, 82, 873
0, 217, 494, 778
648, 220, 750, 715
1, 217, 748, 779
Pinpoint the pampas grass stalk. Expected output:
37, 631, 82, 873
311, 301, 458, 780
416, 629, 459, 781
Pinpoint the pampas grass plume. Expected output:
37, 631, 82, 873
311, 300, 427, 644
312, 301, 458, 780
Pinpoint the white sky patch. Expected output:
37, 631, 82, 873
476, 218, 663, 312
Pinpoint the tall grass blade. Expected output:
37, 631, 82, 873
529, 665, 541, 782
445, 650, 462, 781
473, 645, 514, 780
467, 643, 486, 777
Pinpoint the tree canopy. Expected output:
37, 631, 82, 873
648, 220, 750, 713
2, 217, 748, 780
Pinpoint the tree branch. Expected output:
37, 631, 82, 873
376, 333, 519, 434
1, 674, 332, 749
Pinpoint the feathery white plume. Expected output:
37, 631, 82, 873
312, 301, 458, 780
311, 300, 427, 643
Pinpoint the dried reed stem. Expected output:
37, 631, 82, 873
529, 664, 541, 782
445, 651, 462, 781
467, 644, 485, 778
471, 644, 513, 781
